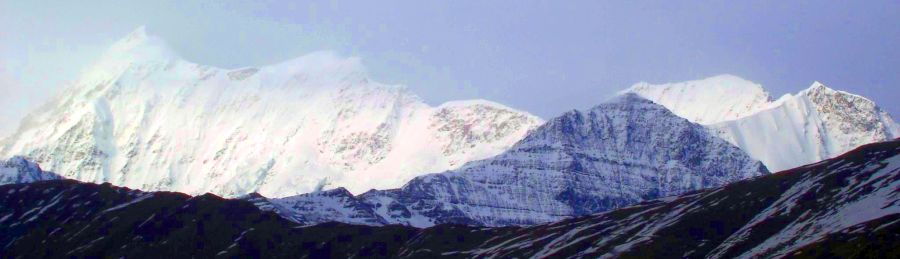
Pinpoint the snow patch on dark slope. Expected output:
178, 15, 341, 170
258, 94, 768, 227
2, 139, 895, 258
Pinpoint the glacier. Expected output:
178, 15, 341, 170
624, 75, 899, 171
0, 27, 542, 197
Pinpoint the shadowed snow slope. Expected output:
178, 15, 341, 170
624, 75, 899, 171
0, 27, 542, 197
257, 94, 768, 227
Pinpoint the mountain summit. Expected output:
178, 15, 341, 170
259, 94, 768, 227
0, 27, 543, 197
710, 81, 899, 171
624, 75, 899, 171
623, 74, 774, 124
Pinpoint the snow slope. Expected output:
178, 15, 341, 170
623, 74, 774, 124
0, 27, 542, 197
624, 75, 899, 171
259, 94, 768, 227
710, 82, 899, 171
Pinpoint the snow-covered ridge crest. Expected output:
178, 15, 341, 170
106, 25, 176, 58
622, 74, 774, 124
710, 81, 899, 171
624, 75, 899, 172
0, 26, 543, 197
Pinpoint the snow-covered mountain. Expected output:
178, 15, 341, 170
0, 27, 542, 197
245, 188, 388, 226
2, 138, 896, 257
624, 74, 774, 125
624, 75, 899, 171
711, 82, 899, 172
257, 94, 768, 227
0, 156, 61, 185
401, 137, 900, 258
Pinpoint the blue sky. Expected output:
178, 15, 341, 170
1, 1, 898, 136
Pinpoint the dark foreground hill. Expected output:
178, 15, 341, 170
1, 139, 898, 258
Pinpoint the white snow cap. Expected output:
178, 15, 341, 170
0, 26, 543, 198
622, 74, 774, 124
104, 26, 178, 60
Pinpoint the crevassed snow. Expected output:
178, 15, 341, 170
0, 27, 542, 197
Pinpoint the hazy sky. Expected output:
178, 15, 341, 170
1, 1, 898, 137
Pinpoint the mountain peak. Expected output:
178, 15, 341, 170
625, 74, 767, 93
798, 81, 872, 102
124, 25, 149, 42
805, 81, 834, 93
708, 73, 749, 81
103, 26, 177, 61
602, 92, 657, 106
316, 187, 354, 197
1, 156, 61, 185
621, 75, 772, 124
3, 31, 544, 198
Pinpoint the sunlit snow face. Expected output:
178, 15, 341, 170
0, 28, 543, 198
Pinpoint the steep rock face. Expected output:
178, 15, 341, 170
710, 82, 899, 171
0, 156, 61, 185
0, 27, 542, 197
624, 75, 899, 172
262, 94, 768, 227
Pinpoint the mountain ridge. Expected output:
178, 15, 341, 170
255, 93, 768, 227
625, 75, 899, 171
1, 138, 896, 258
0, 27, 543, 197
623, 74, 774, 124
